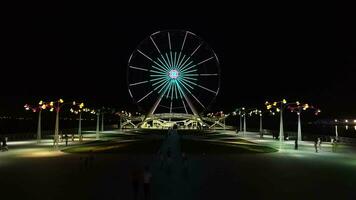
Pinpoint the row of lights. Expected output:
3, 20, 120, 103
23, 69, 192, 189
334, 119, 356, 123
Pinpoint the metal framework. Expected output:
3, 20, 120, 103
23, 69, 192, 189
127, 30, 220, 128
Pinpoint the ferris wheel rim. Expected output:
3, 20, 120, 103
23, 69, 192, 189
126, 29, 221, 114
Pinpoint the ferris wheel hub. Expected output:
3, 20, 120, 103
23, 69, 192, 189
169, 69, 179, 79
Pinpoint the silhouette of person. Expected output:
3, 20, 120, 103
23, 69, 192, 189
314, 138, 318, 153
64, 133, 69, 146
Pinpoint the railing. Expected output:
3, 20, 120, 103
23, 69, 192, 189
0, 124, 118, 141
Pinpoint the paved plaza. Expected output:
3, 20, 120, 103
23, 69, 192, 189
0, 130, 356, 199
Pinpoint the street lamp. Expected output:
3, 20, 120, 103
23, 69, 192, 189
265, 99, 289, 145
99, 107, 116, 132
288, 102, 321, 149
233, 107, 245, 134
50, 99, 77, 148
24, 100, 50, 143
334, 119, 339, 139
70, 102, 91, 142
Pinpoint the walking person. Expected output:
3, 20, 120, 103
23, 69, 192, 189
143, 165, 152, 200
314, 138, 318, 153
64, 133, 69, 146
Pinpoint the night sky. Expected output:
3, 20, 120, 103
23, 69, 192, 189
1, 3, 355, 118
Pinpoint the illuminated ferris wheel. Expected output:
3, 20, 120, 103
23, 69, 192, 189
127, 30, 220, 116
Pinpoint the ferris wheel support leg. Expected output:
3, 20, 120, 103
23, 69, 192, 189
148, 96, 163, 116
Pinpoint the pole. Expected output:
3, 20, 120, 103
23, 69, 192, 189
259, 114, 263, 138
119, 115, 122, 130
96, 113, 100, 140
78, 112, 82, 142
279, 104, 284, 143
297, 112, 302, 141
37, 110, 42, 143
54, 107, 60, 148
243, 114, 246, 136
101, 113, 104, 132
239, 115, 242, 132
335, 125, 338, 138
278, 103, 284, 150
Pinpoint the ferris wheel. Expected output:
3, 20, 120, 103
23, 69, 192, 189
127, 30, 220, 116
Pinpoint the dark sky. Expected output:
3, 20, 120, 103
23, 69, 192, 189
1, 3, 355, 118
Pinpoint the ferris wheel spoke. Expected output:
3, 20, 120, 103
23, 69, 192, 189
177, 56, 191, 70
159, 55, 171, 70
129, 80, 149, 87
150, 36, 161, 54
163, 81, 173, 98
179, 60, 194, 72
190, 92, 206, 109
176, 55, 186, 70
182, 73, 199, 77
170, 82, 175, 100
158, 80, 171, 94
170, 51, 174, 68
168, 32, 172, 51
194, 56, 215, 68
151, 77, 167, 86
174, 82, 178, 99
150, 74, 167, 77
190, 43, 202, 57
137, 49, 163, 68
157, 57, 170, 71
181, 99, 188, 114
173, 52, 177, 68
151, 65, 167, 73
181, 69, 198, 74
178, 78, 194, 90
154, 79, 169, 92
137, 90, 154, 103
166, 81, 174, 98
149, 69, 166, 75
185, 77, 198, 81
129, 66, 149, 72
179, 79, 205, 109
181, 31, 188, 51
184, 78, 217, 94
137, 49, 154, 62
176, 52, 182, 68
165, 53, 172, 69
198, 73, 219, 76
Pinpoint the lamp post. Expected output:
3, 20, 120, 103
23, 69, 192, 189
98, 107, 116, 132
259, 111, 263, 138
24, 100, 49, 143
266, 99, 289, 145
287, 102, 321, 149
50, 99, 78, 148
233, 107, 245, 134
101, 112, 104, 132
70, 102, 90, 142
334, 119, 339, 139
96, 111, 100, 140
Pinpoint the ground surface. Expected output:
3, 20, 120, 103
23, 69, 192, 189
0, 129, 356, 200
